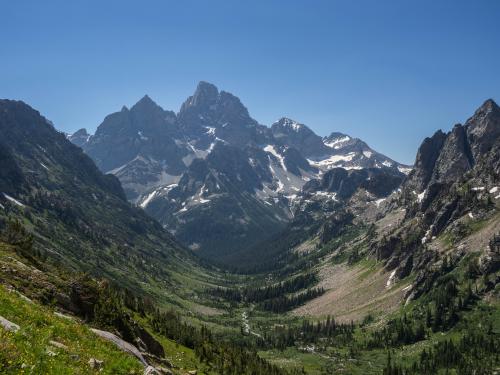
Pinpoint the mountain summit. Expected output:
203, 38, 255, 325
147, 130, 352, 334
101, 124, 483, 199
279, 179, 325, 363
69, 82, 410, 260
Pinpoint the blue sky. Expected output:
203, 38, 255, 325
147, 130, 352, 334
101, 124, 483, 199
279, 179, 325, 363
2, 1, 499, 164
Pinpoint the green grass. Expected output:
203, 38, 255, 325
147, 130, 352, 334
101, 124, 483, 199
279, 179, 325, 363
0, 285, 143, 374
259, 347, 328, 374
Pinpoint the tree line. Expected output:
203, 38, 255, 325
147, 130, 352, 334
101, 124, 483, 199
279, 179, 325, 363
383, 329, 499, 375
208, 272, 324, 313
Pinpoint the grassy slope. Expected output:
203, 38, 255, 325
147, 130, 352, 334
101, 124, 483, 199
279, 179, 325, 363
0, 242, 218, 374
0, 284, 143, 374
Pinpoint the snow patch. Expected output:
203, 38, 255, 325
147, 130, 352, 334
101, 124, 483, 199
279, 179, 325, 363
208, 137, 226, 152
313, 191, 338, 201
204, 126, 216, 135
137, 131, 148, 141
264, 145, 287, 171
417, 190, 426, 203
307, 153, 356, 169
276, 118, 303, 132
342, 165, 364, 170
421, 228, 431, 244
140, 190, 159, 208
362, 150, 373, 158
2, 193, 25, 207
386, 270, 397, 288
140, 183, 178, 208
472, 186, 485, 191
106, 155, 150, 175
398, 166, 413, 175
488, 186, 498, 193
324, 136, 350, 148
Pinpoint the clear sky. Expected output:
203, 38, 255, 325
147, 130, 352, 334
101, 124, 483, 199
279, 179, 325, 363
2, 1, 499, 164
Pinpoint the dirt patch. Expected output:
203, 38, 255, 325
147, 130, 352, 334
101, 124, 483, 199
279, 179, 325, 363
293, 239, 317, 254
292, 262, 406, 323
459, 212, 500, 253
191, 303, 224, 317
428, 211, 500, 255
375, 208, 406, 238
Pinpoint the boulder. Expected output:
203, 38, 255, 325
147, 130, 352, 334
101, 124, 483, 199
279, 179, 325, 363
156, 367, 174, 375
144, 366, 173, 375
88, 358, 104, 370
49, 340, 68, 350
144, 366, 160, 375
0, 316, 20, 332
54, 311, 75, 321
91, 328, 148, 366
479, 251, 500, 274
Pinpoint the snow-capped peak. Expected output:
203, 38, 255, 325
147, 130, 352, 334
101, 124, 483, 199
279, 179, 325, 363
323, 135, 351, 149
274, 117, 303, 132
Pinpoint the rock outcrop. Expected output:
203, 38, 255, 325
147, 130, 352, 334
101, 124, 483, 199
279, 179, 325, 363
0, 315, 20, 332
91, 328, 148, 366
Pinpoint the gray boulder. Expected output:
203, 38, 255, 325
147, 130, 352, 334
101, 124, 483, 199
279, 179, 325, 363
91, 328, 148, 366
88, 358, 104, 370
0, 316, 20, 332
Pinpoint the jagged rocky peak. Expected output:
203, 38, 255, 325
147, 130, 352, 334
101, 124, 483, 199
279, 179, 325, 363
131, 94, 162, 112
323, 132, 377, 156
92, 95, 170, 138
181, 81, 219, 110
271, 117, 326, 157
178, 81, 254, 130
217, 90, 252, 120
465, 98, 500, 159
178, 81, 264, 150
405, 129, 447, 192
272, 117, 307, 133
430, 124, 473, 184
323, 132, 352, 148
67, 128, 91, 148
81, 94, 186, 185
130, 94, 176, 124
404, 98, 499, 197
181, 81, 250, 114
72, 128, 89, 137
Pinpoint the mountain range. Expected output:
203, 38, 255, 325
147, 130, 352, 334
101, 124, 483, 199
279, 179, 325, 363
69, 82, 410, 259
0, 90, 498, 374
